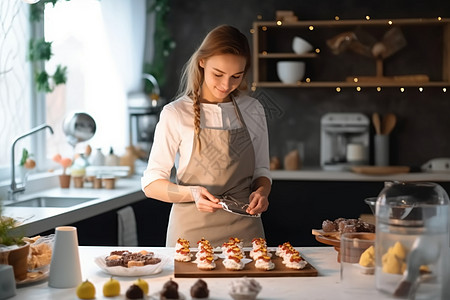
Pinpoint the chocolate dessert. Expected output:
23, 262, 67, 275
160, 278, 179, 299
105, 250, 161, 267
126, 284, 144, 299
190, 279, 209, 298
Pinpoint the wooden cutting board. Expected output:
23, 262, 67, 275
174, 251, 318, 278
351, 165, 410, 175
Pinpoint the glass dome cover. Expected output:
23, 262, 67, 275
376, 181, 449, 227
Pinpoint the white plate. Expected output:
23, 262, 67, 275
94, 254, 170, 277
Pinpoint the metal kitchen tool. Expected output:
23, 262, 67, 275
63, 112, 96, 147
219, 195, 260, 218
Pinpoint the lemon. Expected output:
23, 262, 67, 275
76, 279, 96, 299
103, 276, 120, 297
134, 278, 149, 295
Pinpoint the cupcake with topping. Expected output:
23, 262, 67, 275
284, 253, 307, 270
196, 254, 216, 271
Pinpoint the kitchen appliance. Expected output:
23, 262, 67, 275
63, 112, 96, 147
320, 113, 369, 170
127, 74, 165, 160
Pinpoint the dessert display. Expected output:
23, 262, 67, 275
229, 277, 261, 300
175, 238, 192, 262
104, 250, 161, 268
174, 236, 317, 277
126, 284, 144, 299
160, 278, 180, 299
321, 218, 375, 235
190, 279, 209, 299
276, 242, 307, 269
102, 277, 120, 297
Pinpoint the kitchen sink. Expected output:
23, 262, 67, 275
4, 196, 97, 208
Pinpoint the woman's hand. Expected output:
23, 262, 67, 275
247, 190, 269, 215
190, 186, 223, 212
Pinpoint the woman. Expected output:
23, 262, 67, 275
141, 25, 271, 247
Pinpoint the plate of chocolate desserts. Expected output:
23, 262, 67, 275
95, 250, 170, 276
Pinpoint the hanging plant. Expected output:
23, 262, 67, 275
143, 0, 176, 93
27, 0, 70, 92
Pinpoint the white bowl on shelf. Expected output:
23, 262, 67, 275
276, 61, 305, 84
292, 36, 313, 54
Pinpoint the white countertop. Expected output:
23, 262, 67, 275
13, 246, 399, 300
2, 176, 144, 236
271, 170, 450, 182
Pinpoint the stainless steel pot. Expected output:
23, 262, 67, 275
63, 112, 96, 146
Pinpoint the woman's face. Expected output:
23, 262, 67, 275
199, 54, 246, 103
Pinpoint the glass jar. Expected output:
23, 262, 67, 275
375, 181, 449, 299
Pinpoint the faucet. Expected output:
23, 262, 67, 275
8, 124, 54, 200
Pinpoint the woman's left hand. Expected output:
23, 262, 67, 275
247, 191, 269, 215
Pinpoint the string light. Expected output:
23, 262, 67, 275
276, 21, 282, 26
262, 26, 267, 31
353, 77, 359, 83
400, 87, 405, 92
309, 26, 314, 30
356, 87, 361, 92
376, 87, 382, 92
438, 17, 442, 21
418, 87, 423, 92
336, 87, 341, 92
443, 88, 447, 92
388, 20, 393, 25
257, 15, 263, 20
335, 16, 340, 21
365, 16, 371, 20
305, 78, 311, 83
315, 48, 320, 53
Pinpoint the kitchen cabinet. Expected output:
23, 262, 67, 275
252, 18, 450, 88
263, 179, 450, 246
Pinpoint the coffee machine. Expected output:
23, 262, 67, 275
320, 113, 370, 170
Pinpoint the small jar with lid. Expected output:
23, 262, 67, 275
375, 181, 449, 298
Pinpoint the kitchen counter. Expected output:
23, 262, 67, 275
2, 176, 144, 237
13, 246, 399, 300
271, 169, 450, 182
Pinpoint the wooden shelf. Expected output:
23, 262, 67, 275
252, 18, 450, 88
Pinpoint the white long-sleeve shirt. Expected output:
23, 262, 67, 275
141, 94, 271, 190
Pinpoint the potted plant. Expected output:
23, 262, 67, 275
0, 206, 29, 281
52, 154, 73, 188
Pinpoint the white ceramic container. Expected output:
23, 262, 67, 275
292, 36, 313, 54
276, 61, 305, 84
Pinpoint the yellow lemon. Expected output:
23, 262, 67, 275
134, 278, 149, 295
103, 276, 120, 297
76, 279, 96, 299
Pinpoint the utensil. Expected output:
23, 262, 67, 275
394, 235, 440, 298
381, 113, 397, 135
372, 113, 381, 135
63, 112, 96, 147
218, 195, 260, 218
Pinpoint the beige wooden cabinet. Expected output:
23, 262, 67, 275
252, 18, 450, 88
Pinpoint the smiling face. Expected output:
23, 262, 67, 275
199, 54, 246, 103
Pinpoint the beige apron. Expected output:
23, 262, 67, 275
166, 97, 265, 247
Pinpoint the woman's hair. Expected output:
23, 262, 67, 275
177, 25, 251, 151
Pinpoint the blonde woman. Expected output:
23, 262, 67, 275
141, 25, 271, 247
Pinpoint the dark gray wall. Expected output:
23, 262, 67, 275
160, 0, 450, 168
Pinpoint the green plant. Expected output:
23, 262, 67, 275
28, 0, 70, 92
143, 0, 175, 93
0, 206, 25, 247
